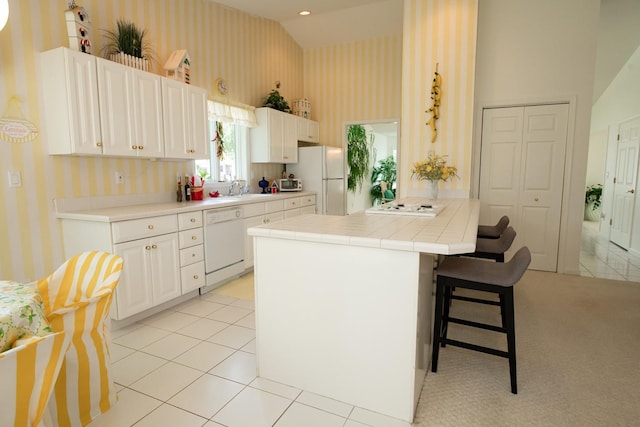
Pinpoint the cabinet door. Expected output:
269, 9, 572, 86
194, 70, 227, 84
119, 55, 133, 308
113, 240, 154, 319
151, 233, 182, 304
187, 85, 209, 159
269, 110, 285, 162
162, 78, 190, 159
243, 215, 264, 269
133, 70, 164, 157
96, 58, 136, 157
296, 117, 320, 143
41, 48, 102, 155
282, 113, 298, 163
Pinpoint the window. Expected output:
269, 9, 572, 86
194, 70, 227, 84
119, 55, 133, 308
195, 101, 256, 183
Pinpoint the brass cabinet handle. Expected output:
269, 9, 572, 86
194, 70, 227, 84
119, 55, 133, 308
191, 235, 197, 240
534, 197, 539, 202
138, 145, 143, 150
190, 218, 196, 222
145, 245, 151, 250
132, 145, 138, 149
148, 225, 154, 229
627, 189, 635, 194
193, 275, 198, 279
151, 244, 157, 249
96, 142, 103, 147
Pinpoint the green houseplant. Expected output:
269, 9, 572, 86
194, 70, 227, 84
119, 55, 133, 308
263, 90, 291, 113
347, 125, 375, 193
585, 184, 602, 211
370, 156, 397, 204
101, 19, 154, 61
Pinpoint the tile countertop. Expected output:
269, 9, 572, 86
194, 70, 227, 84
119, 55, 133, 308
55, 191, 316, 223
248, 198, 480, 255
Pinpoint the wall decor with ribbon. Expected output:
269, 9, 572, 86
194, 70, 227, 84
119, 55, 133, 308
0, 96, 39, 144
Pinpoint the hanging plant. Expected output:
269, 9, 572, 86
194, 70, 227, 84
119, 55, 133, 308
213, 121, 225, 159
347, 124, 375, 193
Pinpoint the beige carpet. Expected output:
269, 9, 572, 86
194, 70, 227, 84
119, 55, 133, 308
413, 270, 640, 426
216, 270, 640, 425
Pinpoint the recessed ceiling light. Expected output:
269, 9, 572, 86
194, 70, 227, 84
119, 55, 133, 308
299, 10, 311, 16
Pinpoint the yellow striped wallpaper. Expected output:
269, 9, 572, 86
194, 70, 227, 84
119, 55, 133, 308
0, 0, 302, 281
0, 0, 477, 282
303, 35, 403, 147
399, 0, 477, 197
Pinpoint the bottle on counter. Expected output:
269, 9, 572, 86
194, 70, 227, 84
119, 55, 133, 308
184, 175, 192, 201
176, 176, 183, 202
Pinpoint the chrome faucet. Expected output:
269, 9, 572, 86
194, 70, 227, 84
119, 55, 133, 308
228, 180, 239, 196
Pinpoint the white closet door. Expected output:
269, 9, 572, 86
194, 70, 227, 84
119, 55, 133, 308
480, 104, 569, 271
611, 116, 640, 249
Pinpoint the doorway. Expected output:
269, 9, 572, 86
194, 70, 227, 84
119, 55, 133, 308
344, 120, 399, 214
479, 104, 569, 272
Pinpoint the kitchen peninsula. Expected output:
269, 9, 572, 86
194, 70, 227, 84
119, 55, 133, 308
248, 198, 480, 423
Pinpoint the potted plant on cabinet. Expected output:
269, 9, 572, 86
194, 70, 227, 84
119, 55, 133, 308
101, 19, 154, 70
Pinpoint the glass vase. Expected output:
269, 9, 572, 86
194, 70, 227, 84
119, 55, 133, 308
426, 180, 439, 200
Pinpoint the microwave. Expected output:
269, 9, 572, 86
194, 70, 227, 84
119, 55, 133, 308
279, 179, 302, 192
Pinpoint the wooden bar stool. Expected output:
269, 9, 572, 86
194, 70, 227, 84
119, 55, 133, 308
432, 246, 531, 394
477, 215, 509, 239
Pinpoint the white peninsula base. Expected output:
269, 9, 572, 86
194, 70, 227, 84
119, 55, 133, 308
254, 237, 433, 422
250, 199, 479, 422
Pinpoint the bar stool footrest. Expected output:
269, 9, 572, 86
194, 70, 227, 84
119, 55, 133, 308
447, 316, 506, 333
443, 338, 510, 359
451, 295, 501, 306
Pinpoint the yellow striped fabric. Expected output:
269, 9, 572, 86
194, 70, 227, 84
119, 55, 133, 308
0, 331, 69, 427
36, 252, 123, 427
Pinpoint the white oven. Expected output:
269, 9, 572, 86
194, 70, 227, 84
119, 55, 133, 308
201, 207, 244, 293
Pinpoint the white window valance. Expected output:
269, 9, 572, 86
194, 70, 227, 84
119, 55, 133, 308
207, 100, 257, 128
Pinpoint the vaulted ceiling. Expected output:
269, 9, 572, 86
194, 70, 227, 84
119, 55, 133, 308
209, 0, 640, 104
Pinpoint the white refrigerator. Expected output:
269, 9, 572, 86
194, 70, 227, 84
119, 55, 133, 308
288, 146, 345, 215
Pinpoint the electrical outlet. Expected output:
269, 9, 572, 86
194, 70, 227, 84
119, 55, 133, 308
115, 172, 124, 184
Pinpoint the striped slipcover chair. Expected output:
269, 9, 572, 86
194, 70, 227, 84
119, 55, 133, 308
0, 331, 68, 427
37, 251, 123, 427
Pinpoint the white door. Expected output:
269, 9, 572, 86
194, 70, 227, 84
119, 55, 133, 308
162, 78, 189, 158
187, 85, 209, 159
480, 104, 568, 271
151, 233, 182, 304
610, 117, 640, 249
113, 240, 154, 319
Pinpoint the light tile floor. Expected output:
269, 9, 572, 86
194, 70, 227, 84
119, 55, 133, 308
89, 277, 410, 427
579, 220, 640, 281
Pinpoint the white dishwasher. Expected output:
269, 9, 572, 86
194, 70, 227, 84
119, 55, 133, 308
201, 206, 244, 294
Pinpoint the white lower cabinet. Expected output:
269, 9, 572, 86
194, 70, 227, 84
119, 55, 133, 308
177, 212, 205, 293
60, 193, 316, 320
284, 195, 316, 218
114, 233, 181, 319
243, 201, 286, 270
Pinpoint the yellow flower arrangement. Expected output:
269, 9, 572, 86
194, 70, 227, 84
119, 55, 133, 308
411, 153, 459, 182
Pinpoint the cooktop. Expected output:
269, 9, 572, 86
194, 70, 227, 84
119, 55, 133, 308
365, 203, 443, 217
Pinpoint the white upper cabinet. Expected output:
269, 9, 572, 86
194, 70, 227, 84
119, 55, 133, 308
41, 47, 102, 155
40, 47, 205, 160
162, 78, 209, 159
251, 107, 298, 163
296, 116, 320, 143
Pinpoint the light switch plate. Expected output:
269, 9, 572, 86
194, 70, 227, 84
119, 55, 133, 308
8, 171, 22, 188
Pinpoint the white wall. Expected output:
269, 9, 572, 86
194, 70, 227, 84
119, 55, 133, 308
473, 0, 600, 274
591, 45, 640, 249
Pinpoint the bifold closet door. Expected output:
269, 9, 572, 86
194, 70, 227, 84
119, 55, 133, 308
479, 104, 568, 271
